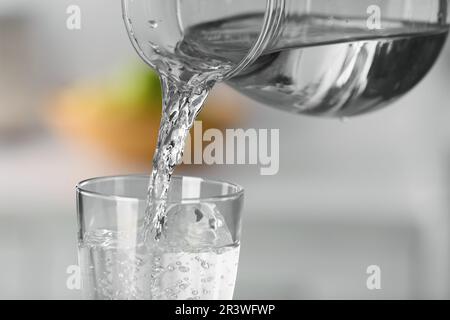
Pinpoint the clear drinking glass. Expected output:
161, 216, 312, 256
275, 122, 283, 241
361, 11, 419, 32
76, 175, 244, 300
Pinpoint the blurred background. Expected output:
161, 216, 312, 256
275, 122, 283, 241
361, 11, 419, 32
1, 0, 450, 299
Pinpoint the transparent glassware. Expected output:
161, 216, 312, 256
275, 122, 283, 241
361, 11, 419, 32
123, 0, 449, 116
76, 175, 244, 300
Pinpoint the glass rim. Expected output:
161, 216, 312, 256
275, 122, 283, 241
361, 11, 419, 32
76, 174, 244, 203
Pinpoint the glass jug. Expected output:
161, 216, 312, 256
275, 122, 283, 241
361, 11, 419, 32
123, 0, 449, 117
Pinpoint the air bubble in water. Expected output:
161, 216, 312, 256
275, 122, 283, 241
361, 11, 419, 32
179, 283, 188, 290
135, 257, 144, 267
152, 265, 164, 273
148, 20, 158, 29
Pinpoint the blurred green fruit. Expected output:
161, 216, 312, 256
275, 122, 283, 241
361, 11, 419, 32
108, 63, 162, 114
